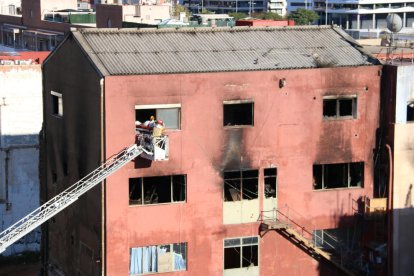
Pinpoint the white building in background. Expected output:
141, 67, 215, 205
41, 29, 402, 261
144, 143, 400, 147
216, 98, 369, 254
0, 55, 44, 256
314, 0, 414, 30
287, 0, 313, 12
287, 0, 414, 34
0, 0, 21, 15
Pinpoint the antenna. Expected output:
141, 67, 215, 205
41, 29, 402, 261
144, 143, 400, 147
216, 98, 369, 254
385, 14, 403, 64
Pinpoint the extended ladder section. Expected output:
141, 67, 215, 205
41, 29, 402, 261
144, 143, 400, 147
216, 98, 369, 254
259, 208, 355, 276
0, 144, 146, 254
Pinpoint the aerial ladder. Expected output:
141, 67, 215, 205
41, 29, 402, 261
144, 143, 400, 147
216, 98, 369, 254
0, 131, 168, 254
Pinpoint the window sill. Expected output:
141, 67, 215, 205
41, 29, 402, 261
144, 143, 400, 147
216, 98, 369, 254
224, 125, 254, 129
129, 201, 186, 207
323, 116, 356, 121
313, 186, 364, 192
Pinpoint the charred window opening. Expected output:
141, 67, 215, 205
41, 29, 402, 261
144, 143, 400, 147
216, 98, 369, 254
223, 101, 254, 127
129, 242, 187, 274
323, 96, 357, 119
313, 162, 364, 190
135, 104, 181, 130
129, 175, 186, 205
407, 101, 414, 122
264, 168, 277, 198
224, 237, 258, 270
223, 169, 258, 201
51, 91, 63, 117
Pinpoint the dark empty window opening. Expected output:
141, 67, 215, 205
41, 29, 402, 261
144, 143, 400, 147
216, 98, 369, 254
51, 91, 63, 117
224, 237, 258, 270
323, 96, 357, 119
313, 162, 364, 190
223, 101, 254, 127
264, 168, 277, 198
223, 169, 258, 201
135, 104, 181, 130
129, 175, 186, 205
407, 101, 414, 122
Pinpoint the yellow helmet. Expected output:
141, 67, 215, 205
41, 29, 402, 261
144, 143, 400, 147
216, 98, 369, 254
150, 115, 155, 120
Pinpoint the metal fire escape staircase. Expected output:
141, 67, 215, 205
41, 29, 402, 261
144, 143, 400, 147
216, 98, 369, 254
0, 132, 168, 254
259, 207, 355, 276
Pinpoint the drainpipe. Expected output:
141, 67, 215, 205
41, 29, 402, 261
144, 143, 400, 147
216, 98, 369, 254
386, 144, 393, 276
100, 78, 105, 276
4, 149, 9, 210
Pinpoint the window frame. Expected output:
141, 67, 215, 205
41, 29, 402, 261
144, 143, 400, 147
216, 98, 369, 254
322, 95, 357, 120
223, 236, 259, 270
129, 174, 187, 206
264, 167, 277, 199
223, 99, 254, 128
407, 100, 414, 122
313, 162, 364, 190
223, 169, 259, 202
51, 91, 63, 117
129, 242, 187, 275
135, 104, 181, 130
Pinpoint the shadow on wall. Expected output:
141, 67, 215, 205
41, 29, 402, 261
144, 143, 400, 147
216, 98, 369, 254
315, 206, 414, 276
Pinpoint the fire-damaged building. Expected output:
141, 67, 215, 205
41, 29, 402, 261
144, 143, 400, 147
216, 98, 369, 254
41, 26, 385, 275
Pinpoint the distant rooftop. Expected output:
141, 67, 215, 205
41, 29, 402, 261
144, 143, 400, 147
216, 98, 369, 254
70, 26, 380, 76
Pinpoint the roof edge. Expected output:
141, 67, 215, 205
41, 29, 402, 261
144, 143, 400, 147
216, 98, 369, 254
331, 26, 382, 65
74, 25, 335, 34
72, 31, 110, 77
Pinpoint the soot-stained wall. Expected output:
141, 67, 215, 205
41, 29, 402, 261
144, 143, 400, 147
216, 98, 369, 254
103, 65, 381, 275
42, 36, 103, 275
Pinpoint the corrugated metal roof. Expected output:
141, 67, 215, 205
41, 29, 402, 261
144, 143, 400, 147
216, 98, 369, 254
72, 26, 379, 76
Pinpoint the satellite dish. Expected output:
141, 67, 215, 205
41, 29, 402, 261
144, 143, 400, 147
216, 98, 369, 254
386, 14, 403, 33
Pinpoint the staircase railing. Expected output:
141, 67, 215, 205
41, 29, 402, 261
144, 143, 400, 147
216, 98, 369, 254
259, 205, 347, 263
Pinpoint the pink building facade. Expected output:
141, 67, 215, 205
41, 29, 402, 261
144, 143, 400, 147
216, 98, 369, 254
42, 27, 382, 275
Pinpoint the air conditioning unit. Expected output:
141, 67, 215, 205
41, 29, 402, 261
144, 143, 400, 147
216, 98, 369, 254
0, 60, 15, 65
18, 60, 32, 65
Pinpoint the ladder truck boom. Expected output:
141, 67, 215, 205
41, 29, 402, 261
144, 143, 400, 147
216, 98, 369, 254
0, 143, 147, 254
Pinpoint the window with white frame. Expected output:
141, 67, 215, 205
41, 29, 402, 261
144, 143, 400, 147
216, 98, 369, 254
264, 168, 277, 198
129, 175, 186, 205
323, 95, 357, 119
407, 101, 414, 122
135, 104, 181, 130
129, 243, 187, 275
224, 236, 258, 270
223, 170, 258, 201
51, 91, 63, 117
313, 162, 364, 190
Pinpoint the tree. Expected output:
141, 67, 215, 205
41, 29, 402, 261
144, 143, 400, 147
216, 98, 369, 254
288, 8, 319, 25
252, 12, 283, 21
228, 12, 247, 21
173, 4, 191, 18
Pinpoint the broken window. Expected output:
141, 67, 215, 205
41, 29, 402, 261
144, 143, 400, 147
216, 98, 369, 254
135, 104, 181, 129
129, 242, 187, 275
264, 168, 277, 198
223, 100, 254, 127
224, 236, 258, 270
407, 101, 414, 122
313, 162, 364, 190
323, 96, 357, 119
129, 175, 186, 205
51, 91, 63, 117
223, 169, 258, 201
